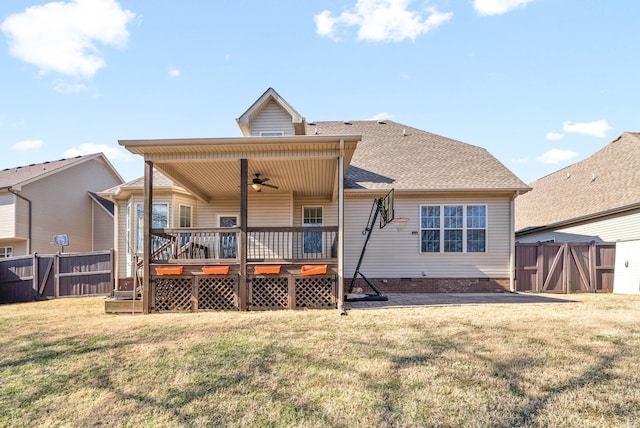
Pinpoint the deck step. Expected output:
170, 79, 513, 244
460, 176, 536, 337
105, 298, 143, 314
113, 290, 140, 300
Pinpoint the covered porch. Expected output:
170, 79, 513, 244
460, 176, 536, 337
119, 135, 360, 313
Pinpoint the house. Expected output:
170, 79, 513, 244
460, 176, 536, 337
515, 132, 640, 243
103, 88, 529, 313
0, 153, 124, 257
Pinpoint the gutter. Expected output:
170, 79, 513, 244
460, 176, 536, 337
0, 186, 32, 254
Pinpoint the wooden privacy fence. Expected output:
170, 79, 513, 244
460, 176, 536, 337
515, 242, 615, 293
0, 250, 114, 304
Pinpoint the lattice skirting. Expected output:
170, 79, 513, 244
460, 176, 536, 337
249, 276, 289, 310
249, 275, 337, 310
295, 276, 336, 309
152, 275, 239, 312
153, 276, 193, 312
151, 274, 336, 312
196, 276, 237, 310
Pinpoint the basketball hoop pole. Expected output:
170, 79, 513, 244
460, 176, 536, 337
348, 193, 391, 301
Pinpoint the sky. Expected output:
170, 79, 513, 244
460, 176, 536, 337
1, 0, 638, 185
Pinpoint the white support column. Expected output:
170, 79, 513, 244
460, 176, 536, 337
337, 139, 346, 314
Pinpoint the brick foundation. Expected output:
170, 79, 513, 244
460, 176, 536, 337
348, 277, 510, 294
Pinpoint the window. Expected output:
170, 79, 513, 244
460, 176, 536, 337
135, 203, 168, 252
303, 207, 323, 254
259, 131, 284, 137
420, 205, 486, 253
219, 216, 238, 258
179, 205, 192, 228
0, 247, 13, 258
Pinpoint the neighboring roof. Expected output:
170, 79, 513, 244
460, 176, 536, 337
0, 153, 122, 190
236, 87, 306, 136
100, 170, 177, 197
515, 132, 640, 233
308, 120, 530, 192
88, 192, 115, 216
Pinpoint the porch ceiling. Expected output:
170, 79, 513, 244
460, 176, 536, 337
119, 135, 360, 202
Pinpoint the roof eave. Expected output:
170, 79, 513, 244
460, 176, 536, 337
516, 201, 640, 236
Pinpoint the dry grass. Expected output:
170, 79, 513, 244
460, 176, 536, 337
1, 294, 640, 427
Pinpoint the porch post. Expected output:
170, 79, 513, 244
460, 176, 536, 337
142, 160, 153, 314
337, 139, 346, 314
239, 159, 248, 311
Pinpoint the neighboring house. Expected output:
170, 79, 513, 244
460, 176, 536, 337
0, 153, 124, 256
515, 132, 640, 243
103, 88, 529, 313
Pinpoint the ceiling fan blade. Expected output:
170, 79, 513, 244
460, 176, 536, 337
262, 183, 278, 189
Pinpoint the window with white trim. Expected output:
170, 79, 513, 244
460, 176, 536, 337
420, 205, 486, 253
135, 203, 169, 252
0, 247, 13, 258
303, 206, 323, 254
179, 205, 192, 228
259, 131, 284, 137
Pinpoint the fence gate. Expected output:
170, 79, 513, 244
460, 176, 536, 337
0, 250, 114, 304
515, 242, 615, 293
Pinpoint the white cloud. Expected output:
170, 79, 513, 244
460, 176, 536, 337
12, 139, 43, 151
64, 143, 131, 161
1, 0, 135, 78
473, 0, 535, 16
367, 112, 394, 121
536, 149, 577, 164
545, 132, 563, 141
53, 80, 89, 94
562, 120, 612, 138
169, 67, 180, 78
314, 0, 453, 42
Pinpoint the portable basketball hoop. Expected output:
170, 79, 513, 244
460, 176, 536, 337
347, 189, 400, 302
388, 216, 409, 232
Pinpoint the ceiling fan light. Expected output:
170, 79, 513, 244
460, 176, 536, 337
251, 183, 262, 191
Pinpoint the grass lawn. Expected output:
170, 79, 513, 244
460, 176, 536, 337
1, 294, 640, 427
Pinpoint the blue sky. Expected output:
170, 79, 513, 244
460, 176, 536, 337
1, 0, 638, 184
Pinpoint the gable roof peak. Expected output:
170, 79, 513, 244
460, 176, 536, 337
236, 87, 306, 136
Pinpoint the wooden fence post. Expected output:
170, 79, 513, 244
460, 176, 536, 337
54, 253, 60, 299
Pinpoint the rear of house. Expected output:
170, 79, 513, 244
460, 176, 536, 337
103, 88, 529, 313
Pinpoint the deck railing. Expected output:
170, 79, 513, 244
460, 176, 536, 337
150, 226, 338, 263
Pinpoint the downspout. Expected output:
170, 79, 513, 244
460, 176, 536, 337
509, 191, 520, 292
5, 187, 32, 254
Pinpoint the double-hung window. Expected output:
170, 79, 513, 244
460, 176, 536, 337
0, 247, 13, 258
303, 207, 323, 255
420, 205, 486, 253
135, 203, 169, 252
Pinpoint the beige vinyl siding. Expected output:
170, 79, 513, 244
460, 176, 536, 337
92, 201, 114, 251
115, 200, 129, 279
17, 157, 121, 255
344, 195, 512, 278
0, 193, 16, 238
0, 240, 27, 256
173, 194, 198, 227
293, 198, 338, 226
516, 208, 640, 243
248, 193, 292, 226
249, 100, 295, 136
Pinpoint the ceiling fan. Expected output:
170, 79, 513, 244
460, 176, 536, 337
250, 173, 278, 192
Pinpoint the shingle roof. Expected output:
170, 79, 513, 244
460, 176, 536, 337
0, 155, 96, 188
307, 120, 529, 191
515, 132, 640, 232
100, 170, 176, 196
